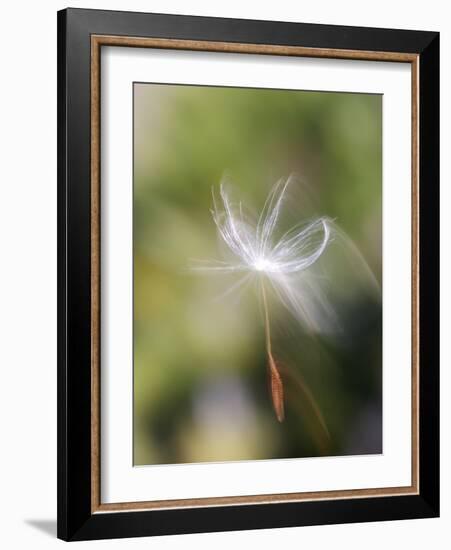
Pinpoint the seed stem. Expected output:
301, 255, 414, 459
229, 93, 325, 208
260, 279, 272, 357
260, 278, 284, 422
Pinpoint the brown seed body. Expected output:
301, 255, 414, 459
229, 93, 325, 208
268, 353, 284, 422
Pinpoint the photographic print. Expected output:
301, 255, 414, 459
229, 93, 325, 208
133, 83, 382, 466
58, 10, 439, 540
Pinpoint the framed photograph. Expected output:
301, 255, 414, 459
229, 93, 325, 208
57, 8, 439, 541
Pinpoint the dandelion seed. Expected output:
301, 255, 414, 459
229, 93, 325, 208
190, 175, 336, 422
190, 174, 379, 423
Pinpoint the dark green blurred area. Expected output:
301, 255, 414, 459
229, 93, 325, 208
133, 83, 382, 466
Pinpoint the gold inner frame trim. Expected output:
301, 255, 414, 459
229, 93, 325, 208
90, 34, 420, 514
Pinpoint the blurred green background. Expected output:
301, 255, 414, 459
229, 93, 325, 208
133, 83, 382, 466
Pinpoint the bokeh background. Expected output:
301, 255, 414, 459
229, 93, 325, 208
133, 83, 382, 466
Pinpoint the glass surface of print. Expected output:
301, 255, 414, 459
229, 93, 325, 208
133, 84, 382, 466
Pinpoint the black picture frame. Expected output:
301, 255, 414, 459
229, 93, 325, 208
57, 7, 439, 542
